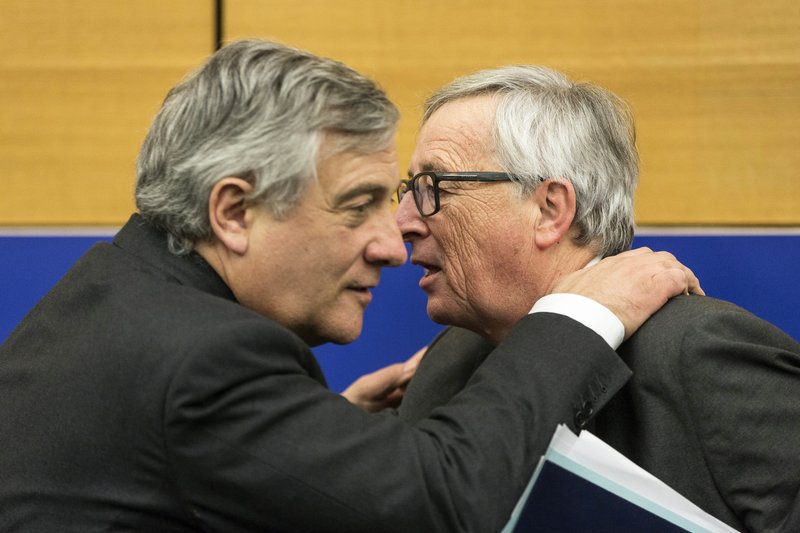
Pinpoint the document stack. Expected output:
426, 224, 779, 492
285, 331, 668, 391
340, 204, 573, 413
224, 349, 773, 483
502, 425, 739, 533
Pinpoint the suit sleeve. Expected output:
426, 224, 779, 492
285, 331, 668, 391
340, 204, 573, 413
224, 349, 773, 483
398, 327, 495, 424
679, 307, 800, 533
163, 312, 630, 533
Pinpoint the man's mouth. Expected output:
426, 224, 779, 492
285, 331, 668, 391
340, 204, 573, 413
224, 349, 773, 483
346, 282, 376, 293
422, 265, 441, 277
344, 284, 374, 307
348, 286, 372, 293
412, 258, 442, 289
346, 280, 378, 300
412, 257, 441, 275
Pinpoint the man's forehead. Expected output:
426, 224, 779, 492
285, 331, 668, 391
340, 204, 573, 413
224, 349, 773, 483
411, 97, 496, 174
318, 145, 400, 197
427, 95, 495, 133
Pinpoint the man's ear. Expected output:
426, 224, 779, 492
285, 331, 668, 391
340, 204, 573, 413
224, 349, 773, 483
533, 179, 577, 250
207, 177, 255, 255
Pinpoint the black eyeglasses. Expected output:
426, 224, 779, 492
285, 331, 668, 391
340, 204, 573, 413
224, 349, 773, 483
396, 171, 514, 217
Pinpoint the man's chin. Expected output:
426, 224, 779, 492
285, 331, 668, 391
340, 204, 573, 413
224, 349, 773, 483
426, 301, 456, 327
426, 301, 484, 335
327, 329, 361, 346
303, 316, 364, 347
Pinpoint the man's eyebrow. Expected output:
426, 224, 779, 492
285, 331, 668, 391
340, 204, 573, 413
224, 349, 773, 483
333, 183, 387, 204
408, 163, 447, 177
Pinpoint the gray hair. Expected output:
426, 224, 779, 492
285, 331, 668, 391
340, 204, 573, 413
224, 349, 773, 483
424, 66, 638, 257
136, 39, 399, 255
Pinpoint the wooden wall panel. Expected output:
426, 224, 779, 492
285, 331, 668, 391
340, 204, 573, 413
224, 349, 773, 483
0, 0, 214, 225
1, 1, 796, 226
226, 0, 800, 225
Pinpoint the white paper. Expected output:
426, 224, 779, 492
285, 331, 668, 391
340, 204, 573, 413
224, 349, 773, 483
539, 425, 739, 533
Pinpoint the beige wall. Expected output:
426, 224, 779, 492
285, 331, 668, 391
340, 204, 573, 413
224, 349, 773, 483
0, 0, 213, 225
2, 0, 798, 226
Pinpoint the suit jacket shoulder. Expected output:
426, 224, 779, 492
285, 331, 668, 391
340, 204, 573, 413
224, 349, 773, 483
398, 327, 495, 423
598, 294, 800, 532
400, 316, 631, 434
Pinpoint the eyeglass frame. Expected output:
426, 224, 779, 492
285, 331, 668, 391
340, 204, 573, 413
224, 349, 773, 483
397, 171, 515, 217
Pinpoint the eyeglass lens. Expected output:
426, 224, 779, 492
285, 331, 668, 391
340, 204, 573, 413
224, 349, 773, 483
415, 174, 436, 215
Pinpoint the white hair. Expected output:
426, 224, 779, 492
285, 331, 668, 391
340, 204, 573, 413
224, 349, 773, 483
424, 65, 638, 257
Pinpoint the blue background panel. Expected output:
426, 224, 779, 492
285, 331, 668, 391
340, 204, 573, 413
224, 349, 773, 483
1, 234, 797, 392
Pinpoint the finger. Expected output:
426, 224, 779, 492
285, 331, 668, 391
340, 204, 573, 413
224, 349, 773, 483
382, 388, 407, 408
371, 362, 407, 393
402, 345, 428, 376
650, 254, 703, 296
682, 265, 704, 295
652, 250, 677, 261
342, 363, 403, 402
616, 247, 652, 257
650, 267, 693, 301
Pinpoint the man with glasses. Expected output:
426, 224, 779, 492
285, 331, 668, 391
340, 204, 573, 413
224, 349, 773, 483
395, 65, 800, 533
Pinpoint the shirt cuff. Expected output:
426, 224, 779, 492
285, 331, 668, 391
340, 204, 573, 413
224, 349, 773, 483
529, 293, 625, 349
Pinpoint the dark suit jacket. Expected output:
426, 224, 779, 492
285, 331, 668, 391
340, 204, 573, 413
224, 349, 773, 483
0, 214, 631, 532
398, 295, 800, 532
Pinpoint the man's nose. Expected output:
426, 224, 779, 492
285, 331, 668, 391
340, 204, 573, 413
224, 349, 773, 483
365, 212, 407, 267
395, 192, 429, 241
